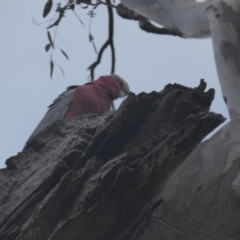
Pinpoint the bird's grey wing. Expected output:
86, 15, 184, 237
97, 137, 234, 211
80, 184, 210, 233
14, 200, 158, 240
27, 87, 76, 141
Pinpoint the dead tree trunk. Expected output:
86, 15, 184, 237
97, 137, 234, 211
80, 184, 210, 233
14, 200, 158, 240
0, 81, 224, 240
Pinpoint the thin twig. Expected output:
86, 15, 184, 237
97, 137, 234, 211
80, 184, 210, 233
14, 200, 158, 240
107, 0, 115, 74
87, 0, 115, 81
88, 40, 109, 80
88, 0, 117, 9
72, 9, 85, 27
32, 15, 58, 26
152, 217, 199, 240
152, 216, 237, 240
161, 218, 237, 240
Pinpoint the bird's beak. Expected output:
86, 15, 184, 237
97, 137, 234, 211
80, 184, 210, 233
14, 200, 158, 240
119, 90, 129, 97
119, 91, 126, 97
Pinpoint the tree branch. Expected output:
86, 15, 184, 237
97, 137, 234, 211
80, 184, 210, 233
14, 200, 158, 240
88, 0, 115, 81
139, 19, 182, 37
116, 3, 182, 37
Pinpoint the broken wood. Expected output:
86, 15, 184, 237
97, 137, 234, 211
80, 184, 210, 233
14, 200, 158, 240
0, 81, 224, 240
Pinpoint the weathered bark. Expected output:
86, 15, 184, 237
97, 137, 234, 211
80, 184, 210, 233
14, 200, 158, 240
0, 81, 224, 240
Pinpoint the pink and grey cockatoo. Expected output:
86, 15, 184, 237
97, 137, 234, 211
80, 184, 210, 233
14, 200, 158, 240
26, 74, 130, 141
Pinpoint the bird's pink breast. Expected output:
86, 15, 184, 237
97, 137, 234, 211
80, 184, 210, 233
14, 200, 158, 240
64, 77, 120, 118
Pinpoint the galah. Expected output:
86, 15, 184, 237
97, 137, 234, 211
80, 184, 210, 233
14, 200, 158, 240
26, 74, 130, 141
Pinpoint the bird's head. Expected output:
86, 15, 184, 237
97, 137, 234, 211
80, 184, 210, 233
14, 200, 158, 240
110, 74, 130, 97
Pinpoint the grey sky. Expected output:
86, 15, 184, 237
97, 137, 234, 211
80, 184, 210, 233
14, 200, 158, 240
0, 0, 228, 168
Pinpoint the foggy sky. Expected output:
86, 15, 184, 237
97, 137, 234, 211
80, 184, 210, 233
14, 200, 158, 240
0, 0, 228, 168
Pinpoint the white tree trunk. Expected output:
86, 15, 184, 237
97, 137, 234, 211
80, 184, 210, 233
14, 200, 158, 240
207, 1, 240, 119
